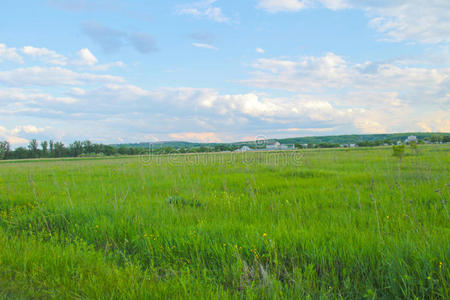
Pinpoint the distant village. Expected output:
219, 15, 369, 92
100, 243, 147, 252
233, 135, 441, 152
1, 134, 449, 160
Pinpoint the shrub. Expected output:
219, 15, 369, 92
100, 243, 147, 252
392, 144, 405, 159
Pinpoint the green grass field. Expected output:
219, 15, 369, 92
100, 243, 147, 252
0, 145, 448, 299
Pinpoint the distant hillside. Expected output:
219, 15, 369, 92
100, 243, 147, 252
115, 141, 220, 149
276, 133, 449, 145
114, 132, 449, 149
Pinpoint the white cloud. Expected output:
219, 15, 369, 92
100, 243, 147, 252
90, 61, 125, 71
192, 43, 219, 50
68, 87, 86, 96
11, 125, 47, 135
0, 44, 24, 64
19, 45, 123, 70
0, 125, 50, 145
256, 48, 265, 54
5, 136, 30, 145
365, 0, 450, 43
76, 48, 98, 66
257, 0, 349, 12
246, 52, 351, 92
246, 52, 449, 98
22, 46, 68, 65
243, 52, 450, 133
2, 80, 447, 143
257, 1, 449, 43
317, 0, 351, 10
0, 88, 77, 104
169, 132, 222, 142
257, 0, 308, 13
176, 0, 230, 23
417, 111, 450, 132
0, 67, 125, 86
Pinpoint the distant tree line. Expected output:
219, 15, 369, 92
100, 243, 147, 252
0, 135, 448, 161
0, 140, 244, 160
294, 135, 450, 149
0, 140, 143, 160
149, 144, 240, 154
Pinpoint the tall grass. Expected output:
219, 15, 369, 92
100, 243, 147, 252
0, 145, 448, 299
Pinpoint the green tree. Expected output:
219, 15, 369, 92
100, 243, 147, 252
49, 140, 54, 157
0, 141, 10, 160
28, 139, 39, 158
14, 147, 29, 159
430, 135, 442, 143
54, 142, 66, 157
409, 141, 418, 155
41, 141, 48, 157
393, 144, 405, 160
70, 141, 83, 157
82, 140, 93, 154
443, 135, 450, 143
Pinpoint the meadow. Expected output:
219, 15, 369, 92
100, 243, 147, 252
0, 145, 448, 299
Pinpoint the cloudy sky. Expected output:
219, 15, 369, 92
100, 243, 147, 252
0, 0, 449, 145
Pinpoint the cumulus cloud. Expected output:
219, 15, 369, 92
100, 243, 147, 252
0, 126, 29, 145
22, 46, 68, 65
0, 44, 24, 64
417, 111, 450, 132
246, 52, 351, 92
243, 52, 450, 133
256, 48, 265, 54
76, 48, 98, 65
176, 0, 230, 23
245, 52, 449, 99
257, 1, 449, 43
1, 78, 447, 143
0, 125, 50, 145
11, 125, 47, 134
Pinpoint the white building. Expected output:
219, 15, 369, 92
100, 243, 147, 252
234, 146, 252, 152
266, 141, 295, 150
404, 136, 418, 144
266, 141, 281, 150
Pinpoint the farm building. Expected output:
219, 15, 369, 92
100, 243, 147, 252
266, 141, 295, 150
404, 136, 418, 144
234, 146, 252, 152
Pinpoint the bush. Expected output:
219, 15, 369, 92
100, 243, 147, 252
410, 141, 418, 154
392, 144, 405, 159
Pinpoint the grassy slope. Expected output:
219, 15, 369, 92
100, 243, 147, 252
0, 145, 448, 299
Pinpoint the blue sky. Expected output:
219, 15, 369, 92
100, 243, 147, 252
0, 0, 449, 145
